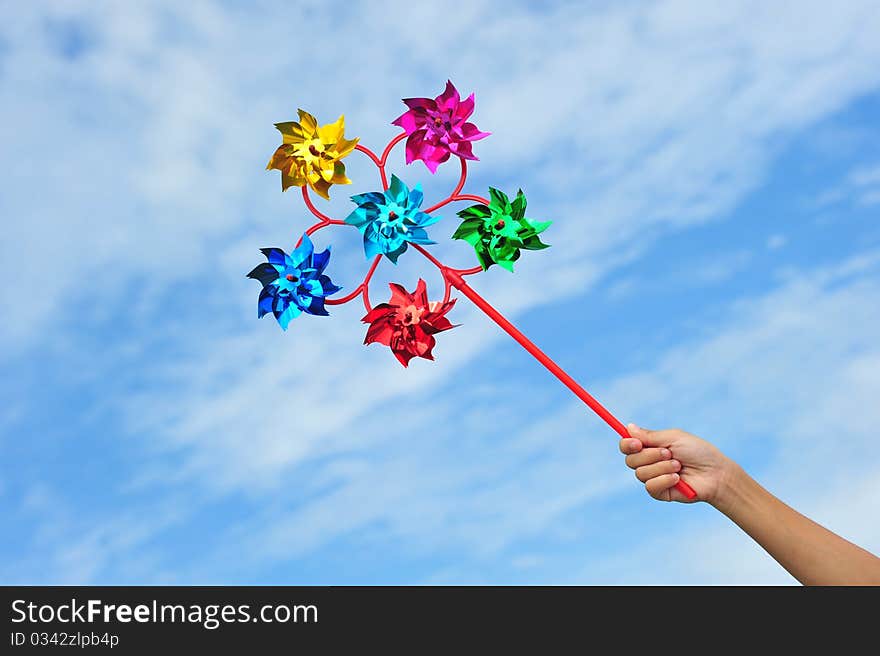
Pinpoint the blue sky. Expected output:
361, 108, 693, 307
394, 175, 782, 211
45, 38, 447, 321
1, 0, 879, 584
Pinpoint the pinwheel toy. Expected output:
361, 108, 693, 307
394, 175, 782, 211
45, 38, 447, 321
250, 81, 697, 500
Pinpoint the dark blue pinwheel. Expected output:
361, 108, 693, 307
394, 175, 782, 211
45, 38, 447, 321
247, 233, 342, 330
344, 174, 440, 263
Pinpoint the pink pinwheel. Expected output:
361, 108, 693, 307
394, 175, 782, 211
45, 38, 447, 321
392, 80, 490, 173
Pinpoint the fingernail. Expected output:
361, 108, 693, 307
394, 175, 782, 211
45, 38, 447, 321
629, 439, 640, 450
672, 473, 680, 482
661, 448, 671, 458
671, 460, 681, 471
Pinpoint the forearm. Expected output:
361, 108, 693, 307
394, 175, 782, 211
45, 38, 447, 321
712, 463, 880, 585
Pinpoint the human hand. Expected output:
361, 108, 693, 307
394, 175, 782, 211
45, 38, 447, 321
620, 424, 736, 504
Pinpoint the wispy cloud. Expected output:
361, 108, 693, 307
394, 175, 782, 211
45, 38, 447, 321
3, 0, 880, 584
812, 161, 880, 209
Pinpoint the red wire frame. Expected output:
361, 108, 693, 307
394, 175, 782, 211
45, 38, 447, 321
292, 132, 698, 500
298, 132, 484, 313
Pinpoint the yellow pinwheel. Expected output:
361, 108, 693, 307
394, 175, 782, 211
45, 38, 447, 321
267, 109, 359, 200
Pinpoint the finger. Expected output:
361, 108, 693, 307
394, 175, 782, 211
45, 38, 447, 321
618, 437, 643, 455
625, 447, 672, 469
635, 459, 681, 482
645, 473, 680, 501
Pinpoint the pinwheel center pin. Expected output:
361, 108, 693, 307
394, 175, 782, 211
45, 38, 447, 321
495, 219, 505, 229
401, 304, 423, 326
286, 274, 298, 282
308, 144, 321, 157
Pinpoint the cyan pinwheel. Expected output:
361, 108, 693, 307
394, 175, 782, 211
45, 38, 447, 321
344, 174, 440, 263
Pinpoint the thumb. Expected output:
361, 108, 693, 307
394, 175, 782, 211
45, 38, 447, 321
626, 423, 670, 448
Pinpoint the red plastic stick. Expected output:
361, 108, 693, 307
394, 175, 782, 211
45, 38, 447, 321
439, 264, 698, 500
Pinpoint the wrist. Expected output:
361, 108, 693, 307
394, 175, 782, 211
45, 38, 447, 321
708, 457, 752, 516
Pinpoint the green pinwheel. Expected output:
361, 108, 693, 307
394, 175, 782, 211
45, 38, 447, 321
452, 187, 551, 271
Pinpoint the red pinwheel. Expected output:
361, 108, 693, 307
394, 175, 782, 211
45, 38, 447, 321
362, 279, 456, 367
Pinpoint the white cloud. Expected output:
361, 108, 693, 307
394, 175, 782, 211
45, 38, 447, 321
811, 161, 880, 211
4, 1, 880, 583
3, 0, 880, 347
852, 164, 880, 206
850, 165, 880, 187
9, 247, 880, 584
50, 250, 880, 584
766, 234, 787, 250
605, 249, 755, 301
